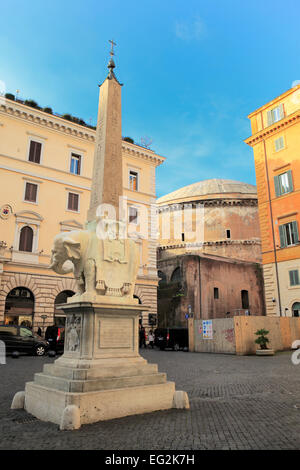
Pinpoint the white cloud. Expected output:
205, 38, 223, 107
175, 16, 206, 41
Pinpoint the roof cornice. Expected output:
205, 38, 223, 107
247, 85, 300, 118
122, 141, 165, 166
157, 198, 258, 211
0, 99, 96, 142
245, 110, 300, 146
158, 239, 261, 250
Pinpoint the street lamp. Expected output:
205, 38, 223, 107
41, 314, 47, 335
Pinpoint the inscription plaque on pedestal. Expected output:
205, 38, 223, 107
98, 317, 134, 349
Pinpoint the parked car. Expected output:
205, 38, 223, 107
0, 325, 49, 356
45, 325, 64, 353
154, 327, 189, 351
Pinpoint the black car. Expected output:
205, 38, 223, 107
0, 325, 49, 356
154, 327, 189, 351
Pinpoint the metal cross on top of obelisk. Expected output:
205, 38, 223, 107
109, 39, 116, 57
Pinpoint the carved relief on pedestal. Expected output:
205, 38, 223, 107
65, 314, 82, 352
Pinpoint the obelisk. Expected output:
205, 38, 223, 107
87, 41, 123, 223
13, 44, 189, 430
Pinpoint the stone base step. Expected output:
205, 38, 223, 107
54, 355, 148, 370
33, 371, 167, 393
24, 380, 178, 427
43, 362, 158, 380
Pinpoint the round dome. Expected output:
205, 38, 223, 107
157, 179, 257, 205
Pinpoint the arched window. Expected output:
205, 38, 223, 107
171, 267, 181, 283
133, 295, 142, 305
292, 302, 300, 317
54, 290, 75, 327
241, 290, 249, 309
55, 290, 75, 305
13, 212, 43, 262
5, 287, 34, 327
19, 226, 33, 252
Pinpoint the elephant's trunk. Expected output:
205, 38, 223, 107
49, 260, 74, 275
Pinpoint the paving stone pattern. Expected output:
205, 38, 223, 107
0, 349, 299, 450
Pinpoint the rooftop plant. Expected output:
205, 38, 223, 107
43, 107, 53, 114
123, 137, 134, 144
24, 99, 39, 109
5, 93, 15, 101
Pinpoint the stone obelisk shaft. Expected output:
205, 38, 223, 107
87, 67, 123, 222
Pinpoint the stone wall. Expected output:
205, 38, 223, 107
199, 256, 265, 319
157, 254, 265, 327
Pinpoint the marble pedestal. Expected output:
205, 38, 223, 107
14, 302, 189, 430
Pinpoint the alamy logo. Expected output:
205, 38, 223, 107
0, 340, 6, 364
94, 197, 205, 245
291, 340, 300, 365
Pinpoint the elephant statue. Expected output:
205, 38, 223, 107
49, 229, 97, 299
49, 222, 139, 304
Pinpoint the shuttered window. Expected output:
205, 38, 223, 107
129, 171, 138, 191
67, 193, 79, 211
289, 270, 300, 286
19, 226, 33, 252
24, 182, 38, 202
70, 153, 81, 175
28, 140, 42, 164
274, 170, 293, 197
274, 136, 284, 152
267, 104, 284, 126
279, 221, 299, 248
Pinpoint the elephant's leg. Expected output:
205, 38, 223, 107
73, 275, 85, 297
121, 283, 131, 295
84, 259, 96, 294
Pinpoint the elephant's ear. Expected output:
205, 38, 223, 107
63, 238, 81, 260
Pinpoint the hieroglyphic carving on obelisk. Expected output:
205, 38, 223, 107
87, 41, 123, 222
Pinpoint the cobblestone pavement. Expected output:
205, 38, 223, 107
0, 349, 299, 450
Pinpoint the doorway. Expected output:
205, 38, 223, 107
292, 302, 300, 317
54, 290, 75, 326
5, 287, 34, 328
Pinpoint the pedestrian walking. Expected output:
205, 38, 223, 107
148, 329, 155, 349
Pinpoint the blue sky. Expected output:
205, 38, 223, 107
1, 0, 300, 197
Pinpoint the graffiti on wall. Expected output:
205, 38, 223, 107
222, 328, 234, 343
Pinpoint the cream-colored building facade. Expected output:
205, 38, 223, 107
0, 96, 164, 331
